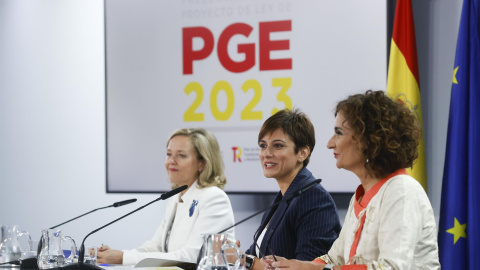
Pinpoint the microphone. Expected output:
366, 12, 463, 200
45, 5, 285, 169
196, 179, 322, 265
61, 185, 188, 270
112, 199, 137, 208
289, 178, 322, 198
15, 199, 138, 270
160, 186, 187, 200
247, 178, 322, 261
50, 198, 138, 229
218, 179, 322, 234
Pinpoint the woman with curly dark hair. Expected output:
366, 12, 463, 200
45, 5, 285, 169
263, 91, 440, 270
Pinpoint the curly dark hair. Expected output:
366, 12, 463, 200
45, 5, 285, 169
258, 108, 315, 167
335, 90, 421, 179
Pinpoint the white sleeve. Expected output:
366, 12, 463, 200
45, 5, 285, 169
324, 196, 355, 265
371, 180, 427, 269
121, 199, 173, 265
134, 223, 166, 252
122, 189, 235, 265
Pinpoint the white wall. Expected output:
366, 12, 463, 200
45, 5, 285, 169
0, 0, 267, 250
0, 0, 463, 254
0, 0, 156, 249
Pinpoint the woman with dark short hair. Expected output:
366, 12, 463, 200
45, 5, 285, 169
244, 109, 341, 270
265, 91, 440, 270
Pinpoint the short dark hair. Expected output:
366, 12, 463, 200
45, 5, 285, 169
258, 108, 315, 167
335, 90, 421, 178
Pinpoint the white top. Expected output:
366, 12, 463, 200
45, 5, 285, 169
122, 182, 236, 265
325, 173, 440, 270
256, 226, 268, 256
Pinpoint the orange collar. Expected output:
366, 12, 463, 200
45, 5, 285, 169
354, 169, 407, 217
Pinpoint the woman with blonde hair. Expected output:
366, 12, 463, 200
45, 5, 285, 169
98, 128, 235, 265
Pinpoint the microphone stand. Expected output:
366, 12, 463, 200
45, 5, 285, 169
49, 199, 137, 230
218, 179, 322, 233
238, 178, 322, 261
61, 185, 188, 270
196, 179, 322, 265
76, 197, 165, 269
18, 199, 137, 270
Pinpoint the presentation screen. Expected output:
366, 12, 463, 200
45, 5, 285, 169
105, 0, 387, 193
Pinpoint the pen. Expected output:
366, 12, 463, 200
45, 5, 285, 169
255, 242, 277, 269
269, 247, 277, 261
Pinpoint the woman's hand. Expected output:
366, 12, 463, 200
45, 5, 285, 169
261, 255, 286, 269
266, 257, 324, 270
97, 245, 123, 264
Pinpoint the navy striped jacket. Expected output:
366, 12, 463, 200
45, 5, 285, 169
246, 167, 341, 260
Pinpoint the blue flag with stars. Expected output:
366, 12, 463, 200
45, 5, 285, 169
438, 0, 480, 268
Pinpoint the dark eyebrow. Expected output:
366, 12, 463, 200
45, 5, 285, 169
258, 139, 287, 144
334, 127, 344, 132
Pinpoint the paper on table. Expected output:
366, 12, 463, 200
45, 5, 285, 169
134, 258, 196, 270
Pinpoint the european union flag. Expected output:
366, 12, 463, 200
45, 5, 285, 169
438, 0, 480, 269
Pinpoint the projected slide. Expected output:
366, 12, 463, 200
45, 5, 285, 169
105, 0, 387, 193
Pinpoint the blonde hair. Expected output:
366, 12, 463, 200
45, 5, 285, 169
167, 128, 227, 189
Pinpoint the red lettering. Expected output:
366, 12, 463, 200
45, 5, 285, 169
182, 20, 292, 74
182, 27, 214, 75
259, 20, 292, 71
217, 23, 255, 73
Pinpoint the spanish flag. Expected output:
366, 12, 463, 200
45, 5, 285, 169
387, 0, 427, 191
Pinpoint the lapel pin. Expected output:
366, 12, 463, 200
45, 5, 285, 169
189, 199, 198, 217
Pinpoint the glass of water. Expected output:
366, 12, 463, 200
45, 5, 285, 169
83, 246, 97, 265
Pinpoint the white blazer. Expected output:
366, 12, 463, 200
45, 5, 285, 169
122, 182, 235, 265
326, 174, 440, 269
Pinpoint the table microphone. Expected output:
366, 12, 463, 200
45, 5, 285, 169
60, 185, 188, 270
218, 179, 322, 234
237, 178, 322, 263
196, 179, 322, 265
15, 199, 137, 270
50, 199, 138, 229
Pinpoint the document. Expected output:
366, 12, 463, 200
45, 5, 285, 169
134, 258, 196, 270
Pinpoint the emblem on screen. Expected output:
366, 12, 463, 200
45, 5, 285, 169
232, 146, 242, 162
